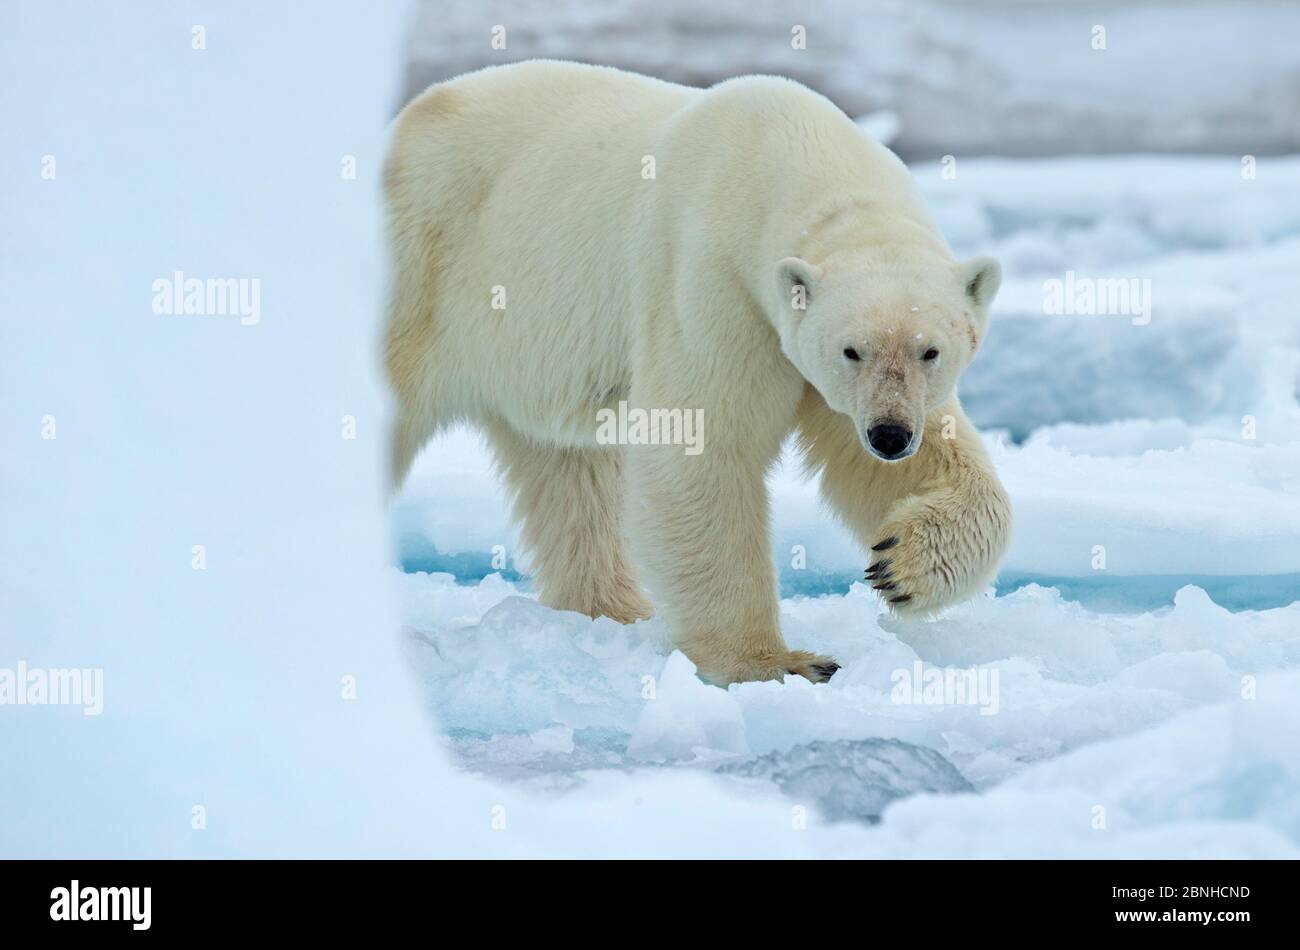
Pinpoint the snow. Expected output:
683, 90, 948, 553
399, 573, 1300, 789
3, 0, 1299, 859
919, 156, 1300, 438
392, 572, 1300, 854
403, 0, 1300, 158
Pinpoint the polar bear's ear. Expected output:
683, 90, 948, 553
960, 256, 1002, 310
775, 257, 822, 313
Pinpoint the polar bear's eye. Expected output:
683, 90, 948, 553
922, 348, 940, 361
843, 347, 861, 361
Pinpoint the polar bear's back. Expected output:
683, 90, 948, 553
386, 60, 694, 228
385, 61, 703, 440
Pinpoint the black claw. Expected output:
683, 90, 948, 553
871, 537, 899, 552
867, 559, 892, 576
888, 594, 913, 605
811, 662, 840, 681
872, 581, 896, 592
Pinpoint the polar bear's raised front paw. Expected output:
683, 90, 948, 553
864, 489, 1009, 615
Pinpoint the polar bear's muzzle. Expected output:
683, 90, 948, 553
864, 421, 918, 462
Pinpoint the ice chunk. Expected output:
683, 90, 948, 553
627, 652, 750, 763
720, 738, 972, 823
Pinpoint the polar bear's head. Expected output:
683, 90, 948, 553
772, 253, 1001, 462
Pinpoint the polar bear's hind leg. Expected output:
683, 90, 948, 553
486, 420, 653, 624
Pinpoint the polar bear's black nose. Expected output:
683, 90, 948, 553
868, 424, 912, 460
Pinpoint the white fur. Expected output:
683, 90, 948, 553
384, 61, 1012, 684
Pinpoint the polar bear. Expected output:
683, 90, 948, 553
384, 61, 1012, 685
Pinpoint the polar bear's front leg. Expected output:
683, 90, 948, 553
625, 368, 839, 686
797, 388, 1012, 614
